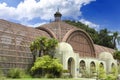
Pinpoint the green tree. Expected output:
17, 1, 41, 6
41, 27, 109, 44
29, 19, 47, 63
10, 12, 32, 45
30, 37, 41, 62
31, 55, 63, 78
112, 32, 120, 49
30, 36, 58, 62
113, 51, 120, 62
45, 38, 58, 58
113, 51, 120, 76
98, 29, 114, 48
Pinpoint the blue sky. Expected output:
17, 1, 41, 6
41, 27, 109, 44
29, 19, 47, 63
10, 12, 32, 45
81, 0, 120, 31
0, 0, 120, 49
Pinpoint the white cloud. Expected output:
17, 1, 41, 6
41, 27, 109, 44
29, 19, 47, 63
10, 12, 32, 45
27, 22, 47, 27
79, 19, 99, 30
0, 0, 95, 24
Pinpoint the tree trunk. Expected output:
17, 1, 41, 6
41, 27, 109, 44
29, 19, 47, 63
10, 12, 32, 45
33, 55, 36, 63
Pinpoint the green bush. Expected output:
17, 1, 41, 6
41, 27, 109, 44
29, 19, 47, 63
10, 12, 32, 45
7, 68, 28, 78
62, 70, 70, 78
98, 66, 106, 79
0, 69, 3, 77
63, 70, 69, 73
105, 74, 116, 80
105, 65, 118, 80
0, 69, 6, 79
31, 55, 63, 78
45, 73, 54, 78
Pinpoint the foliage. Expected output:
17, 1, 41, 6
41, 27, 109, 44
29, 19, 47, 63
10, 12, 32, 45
62, 70, 69, 73
108, 65, 118, 80
98, 29, 114, 48
113, 51, 120, 60
81, 69, 90, 78
0, 69, 6, 79
118, 65, 120, 74
31, 55, 63, 78
7, 68, 29, 78
105, 74, 116, 80
112, 31, 120, 49
62, 70, 70, 78
30, 36, 58, 62
97, 64, 106, 79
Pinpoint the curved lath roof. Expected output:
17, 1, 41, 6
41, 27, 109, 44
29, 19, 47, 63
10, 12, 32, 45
94, 44, 115, 57
0, 19, 51, 71
37, 21, 96, 57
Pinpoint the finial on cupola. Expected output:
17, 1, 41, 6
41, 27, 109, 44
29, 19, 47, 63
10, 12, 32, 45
54, 8, 62, 22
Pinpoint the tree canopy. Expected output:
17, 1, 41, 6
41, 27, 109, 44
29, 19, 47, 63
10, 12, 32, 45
30, 36, 58, 62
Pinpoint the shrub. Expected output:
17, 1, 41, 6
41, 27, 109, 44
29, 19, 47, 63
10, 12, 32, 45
31, 55, 63, 78
106, 74, 116, 80
0, 69, 6, 79
45, 73, 54, 78
62, 70, 70, 78
106, 65, 118, 80
7, 68, 27, 78
98, 66, 106, 79
0, 69, 3, 77
63, 70, 69, 73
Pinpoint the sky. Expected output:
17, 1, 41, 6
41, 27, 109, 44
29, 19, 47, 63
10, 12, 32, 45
0, 0, 120, 49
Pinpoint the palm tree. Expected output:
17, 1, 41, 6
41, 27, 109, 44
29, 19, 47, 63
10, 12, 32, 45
30, 36, 58, 62
30, 37, 41, 62
98, 29, 113, 48
112, 32, 120, 49
46, 38, 58, 58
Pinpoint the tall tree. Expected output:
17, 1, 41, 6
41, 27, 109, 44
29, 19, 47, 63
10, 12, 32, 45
112, 32, 120, 49
30, 36, 58, 62
30, 38, 40, 62
113, 51, 120, 61
97, 29, 114, 48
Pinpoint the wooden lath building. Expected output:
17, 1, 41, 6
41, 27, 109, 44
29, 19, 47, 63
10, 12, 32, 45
0, 11, 116, 77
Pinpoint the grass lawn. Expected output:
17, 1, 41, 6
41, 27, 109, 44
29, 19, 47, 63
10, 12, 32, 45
5, 78, 95, 80
6, 78, 79, 80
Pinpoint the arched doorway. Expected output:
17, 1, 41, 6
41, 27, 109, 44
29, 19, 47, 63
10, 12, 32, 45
90, 61, 96, 77
98, 62, 106, 79
111, 63, 117, 74
79, 60, 86, 77
99, 62, 104, 68
68, 57, 75, 77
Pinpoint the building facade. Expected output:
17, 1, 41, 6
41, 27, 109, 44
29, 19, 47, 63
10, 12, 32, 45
0, 11, 117, 78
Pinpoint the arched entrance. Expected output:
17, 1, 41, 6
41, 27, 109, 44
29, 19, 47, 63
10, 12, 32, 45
68, 57, 75, 77
79, 60, 86, 77
90, 61, 96, 77
111, 63, 116, 74
99, 62, 104, 68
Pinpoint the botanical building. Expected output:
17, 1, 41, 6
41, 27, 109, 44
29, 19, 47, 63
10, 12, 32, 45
0, 11, 117, 78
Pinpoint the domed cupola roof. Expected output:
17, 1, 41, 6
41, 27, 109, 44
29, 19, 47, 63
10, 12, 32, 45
54, 9, 62, 22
